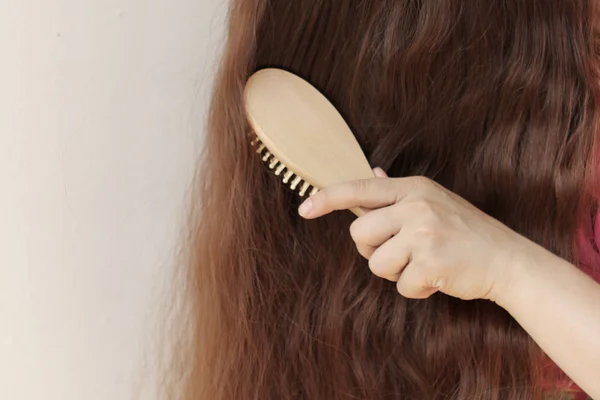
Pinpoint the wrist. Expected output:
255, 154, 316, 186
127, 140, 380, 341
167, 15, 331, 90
488, 237, 548, 312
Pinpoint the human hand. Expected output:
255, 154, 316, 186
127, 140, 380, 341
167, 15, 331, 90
298, 168, 540, 303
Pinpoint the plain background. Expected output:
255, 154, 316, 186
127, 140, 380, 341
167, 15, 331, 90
0, 0, 226, 399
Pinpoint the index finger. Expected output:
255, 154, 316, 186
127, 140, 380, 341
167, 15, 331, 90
298, 176, 422, 219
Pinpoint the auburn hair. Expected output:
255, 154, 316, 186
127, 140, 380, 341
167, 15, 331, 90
167, 1, 600, 399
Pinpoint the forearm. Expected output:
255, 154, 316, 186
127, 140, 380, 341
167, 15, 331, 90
498, 244, 600, 398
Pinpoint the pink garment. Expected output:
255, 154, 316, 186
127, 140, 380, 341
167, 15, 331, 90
539, 198, 598, 400
547, 206, 600, 398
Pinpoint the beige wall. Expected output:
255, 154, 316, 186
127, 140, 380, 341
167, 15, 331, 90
0, 1, 226, 399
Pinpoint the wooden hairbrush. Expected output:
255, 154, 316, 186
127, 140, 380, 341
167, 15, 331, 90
244, 68, 374, 217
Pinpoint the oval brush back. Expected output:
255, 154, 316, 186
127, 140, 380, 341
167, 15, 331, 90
244, 68, 374, 192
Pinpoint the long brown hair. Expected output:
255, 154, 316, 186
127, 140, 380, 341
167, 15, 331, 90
168, 1, 600, 399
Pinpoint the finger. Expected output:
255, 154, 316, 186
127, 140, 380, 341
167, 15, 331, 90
373, 167, 388, 178
299, 177, 424, 219
368, 233, 411, 281
350, 206, 401, 249
356, 243, 377, 259
396, 262, 440, 299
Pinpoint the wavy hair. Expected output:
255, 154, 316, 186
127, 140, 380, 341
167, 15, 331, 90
167, 1, 600, 399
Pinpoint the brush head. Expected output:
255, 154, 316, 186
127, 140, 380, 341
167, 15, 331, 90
244, 68, 374, 195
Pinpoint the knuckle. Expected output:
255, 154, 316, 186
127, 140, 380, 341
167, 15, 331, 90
396, 273, 417, 297
396, 260, 445, 298
396, 281, 408, 297
351, 179, 369, 195
356, 243, 374, 260
368, 257, 382, 275
414, 226, 443, 249
349, 220, 364, 241
416, 223, 438, 235
410, 199, 436, 216
410, 176, 433, 189
428, 277, 445, 290
368, 256, 388, 278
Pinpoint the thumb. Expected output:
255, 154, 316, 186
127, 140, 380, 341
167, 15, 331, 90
373, 167, 389, 178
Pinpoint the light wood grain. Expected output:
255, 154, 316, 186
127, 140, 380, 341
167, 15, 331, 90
245, 68, 374, 217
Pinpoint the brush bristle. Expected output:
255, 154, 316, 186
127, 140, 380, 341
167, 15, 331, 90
275, 163, 285, 175
282, 170, 294, 183
299, 182, 310, 196
250, 136, 320, 197
268, 157, 279, 169
290, 176, 302, 190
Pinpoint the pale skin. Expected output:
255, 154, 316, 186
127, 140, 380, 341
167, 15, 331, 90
298, 167, 600, 398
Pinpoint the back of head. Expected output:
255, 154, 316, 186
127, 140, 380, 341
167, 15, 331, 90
172, 1, 600, 399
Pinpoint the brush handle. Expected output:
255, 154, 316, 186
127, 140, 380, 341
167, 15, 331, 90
350, 207, 368, 217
